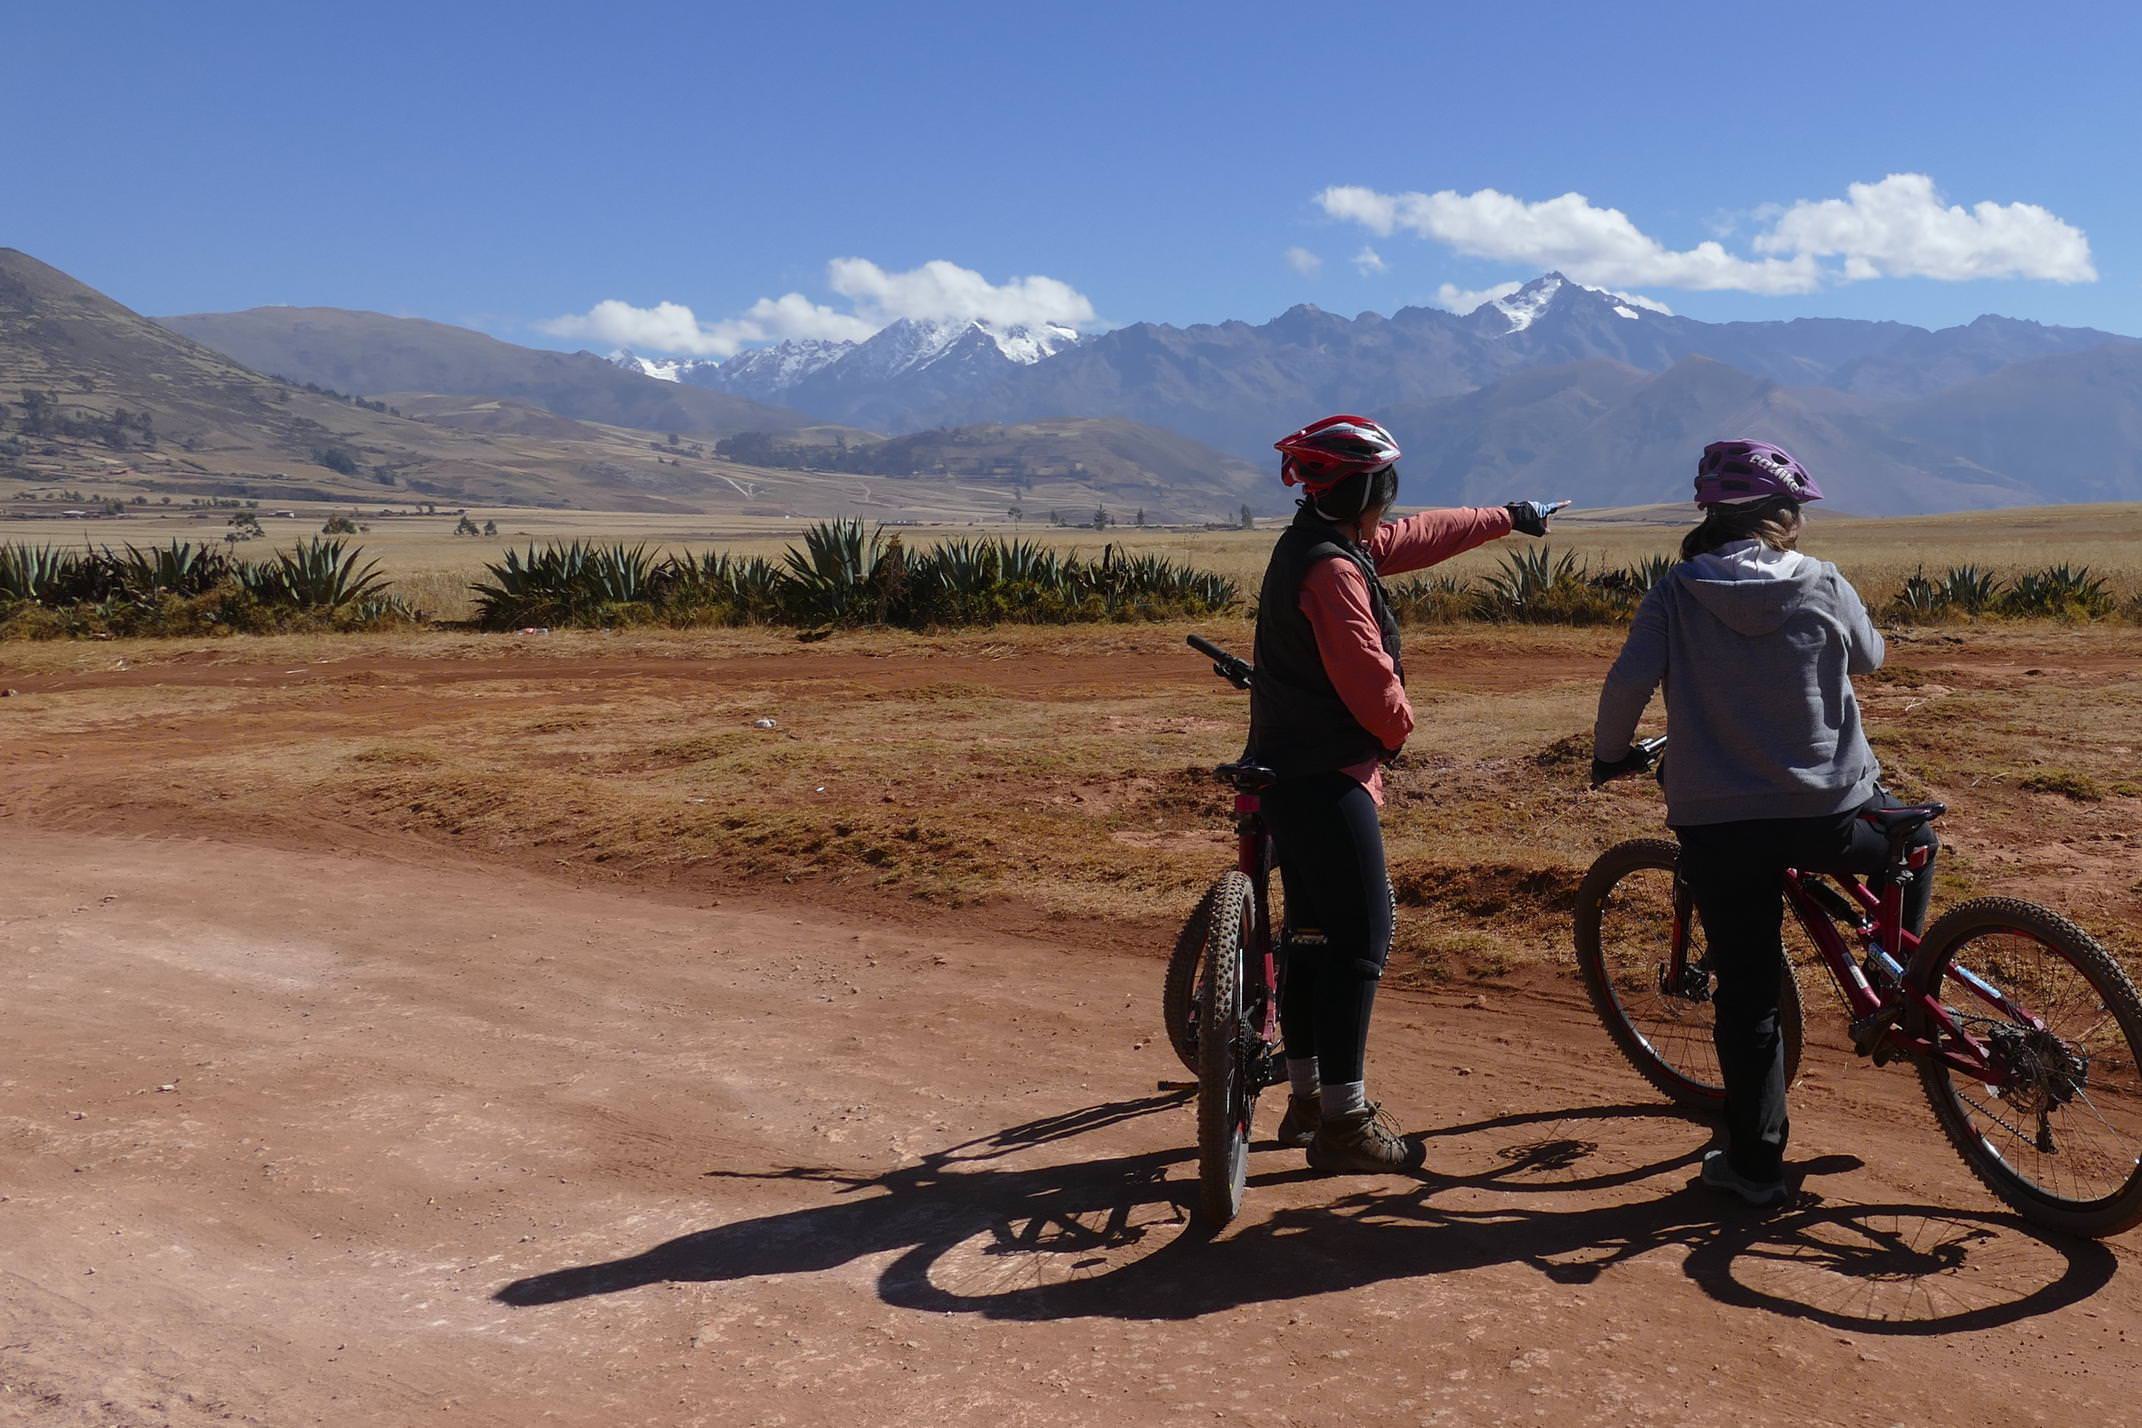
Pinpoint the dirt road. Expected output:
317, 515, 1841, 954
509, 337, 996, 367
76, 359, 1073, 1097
4, 825, 2137, 1427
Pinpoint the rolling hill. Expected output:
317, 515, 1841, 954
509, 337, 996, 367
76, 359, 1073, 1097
158, 307, 806, 437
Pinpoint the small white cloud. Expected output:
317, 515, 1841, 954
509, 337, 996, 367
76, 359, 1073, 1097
540, 258, 1096, 359
1352, 245, 1388, 276
1754, 173, 2096, 283
1284, 246, 1323, 277
1431, 281, 1522, 314
1596, 287, 1674, 315
1317, 174, 2094, 295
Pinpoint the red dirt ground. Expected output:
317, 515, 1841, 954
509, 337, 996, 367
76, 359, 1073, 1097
5, 826, 2139, 1427
4, 635, 2139, 1426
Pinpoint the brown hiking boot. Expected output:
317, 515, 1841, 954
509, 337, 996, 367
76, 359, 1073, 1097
1306, 1102, 1425, 1173
1275, 1092, 1321, 1148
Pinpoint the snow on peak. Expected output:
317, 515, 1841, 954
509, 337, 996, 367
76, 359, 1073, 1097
611, 349, 691, 382
1612, 304, 1640, 320
1489, 275, 1564, 334
719, 336, 854, 384
986, 321, 1080, 364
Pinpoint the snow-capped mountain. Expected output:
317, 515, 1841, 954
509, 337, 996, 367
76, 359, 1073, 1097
610, 317, 1083, 428
608, 349, 714, 383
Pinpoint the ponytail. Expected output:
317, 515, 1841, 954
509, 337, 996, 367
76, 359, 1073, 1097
1679, 496, 1804, 562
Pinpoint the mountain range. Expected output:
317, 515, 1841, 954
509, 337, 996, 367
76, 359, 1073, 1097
609, 273, 2142, 513
0, 248, 1257, 518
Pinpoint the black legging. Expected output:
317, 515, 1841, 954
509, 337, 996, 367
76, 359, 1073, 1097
1264, 770, 1394, 1085
1675, 790, 1939, 1182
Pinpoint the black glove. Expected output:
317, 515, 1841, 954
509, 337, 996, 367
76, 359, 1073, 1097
1590, 747, 1655, 788
1506, 499, 1571, 537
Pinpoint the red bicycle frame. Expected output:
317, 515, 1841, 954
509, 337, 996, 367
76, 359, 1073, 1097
1676, 840, 2044, 1087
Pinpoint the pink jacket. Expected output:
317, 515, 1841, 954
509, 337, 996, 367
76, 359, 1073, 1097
1297, 506, 1514, 802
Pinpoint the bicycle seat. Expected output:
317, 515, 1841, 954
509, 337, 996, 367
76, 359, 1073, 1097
1214, 761, 1277, 792
1860, 803, 1946, 837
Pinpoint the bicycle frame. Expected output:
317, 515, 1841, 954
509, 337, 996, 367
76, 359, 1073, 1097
1666, 847, 2039, 1089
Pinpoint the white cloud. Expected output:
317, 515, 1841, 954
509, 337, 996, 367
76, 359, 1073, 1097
1284, 246, 1322, 276
540, 258, 1095, 359
1318, 183, 1819, 294
1316, 173, 2094, 295
1754, 173, 2096, 283
1352, 245, 1388, 276
1600, 287, 1674, 315
1432, 281, 1522, 314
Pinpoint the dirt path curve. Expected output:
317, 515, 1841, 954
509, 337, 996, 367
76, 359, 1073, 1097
3, 828, 2136, 1427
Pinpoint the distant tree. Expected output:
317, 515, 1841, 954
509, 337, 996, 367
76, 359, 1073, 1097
321, 514, 360, 534
227, 511, 263, 541
1007, 504, 1023, 525
130, 494, 147, 505
1091, 505, 1107, 531
1135, 508, 1146, 528
159, 495, 172, 505
314, 445, 361, 476
1238, 503, 1255, 530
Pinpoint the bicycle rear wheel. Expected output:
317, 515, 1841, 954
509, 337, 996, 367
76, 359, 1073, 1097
1913, 898, 2142, 1237
1573, 838, 1804, 1108
1195, 870, 1257, 1226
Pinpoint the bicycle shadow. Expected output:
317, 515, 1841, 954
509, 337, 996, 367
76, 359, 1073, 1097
494, 1092, 2115, 1336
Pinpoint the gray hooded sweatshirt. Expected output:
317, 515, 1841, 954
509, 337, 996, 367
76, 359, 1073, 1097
1594, 540, 1884, 827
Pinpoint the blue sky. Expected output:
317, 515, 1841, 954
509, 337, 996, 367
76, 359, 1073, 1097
7, 2, 2140, 353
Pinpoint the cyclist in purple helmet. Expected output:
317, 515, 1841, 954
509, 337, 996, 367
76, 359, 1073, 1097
1591, 440, 1937, 1207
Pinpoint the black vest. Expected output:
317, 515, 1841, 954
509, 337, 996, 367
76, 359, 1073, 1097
1245, 507, 1405, 778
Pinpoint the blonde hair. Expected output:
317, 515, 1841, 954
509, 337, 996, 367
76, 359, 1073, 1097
1679, 497, 1804, 562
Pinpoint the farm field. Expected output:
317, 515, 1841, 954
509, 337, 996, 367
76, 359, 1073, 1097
6, 500, 2141, 623
3, 617, 2141, 1425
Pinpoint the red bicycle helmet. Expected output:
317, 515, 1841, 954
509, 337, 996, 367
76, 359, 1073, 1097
1274, 414, 1401, 493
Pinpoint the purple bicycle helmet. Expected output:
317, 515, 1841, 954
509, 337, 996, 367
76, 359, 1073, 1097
1695, 440, 1822, 507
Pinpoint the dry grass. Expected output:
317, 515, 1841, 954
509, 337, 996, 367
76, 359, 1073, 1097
5, 619, 2137, 985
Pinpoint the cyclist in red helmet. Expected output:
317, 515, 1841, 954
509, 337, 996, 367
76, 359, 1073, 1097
1249, 413, 1567, 1172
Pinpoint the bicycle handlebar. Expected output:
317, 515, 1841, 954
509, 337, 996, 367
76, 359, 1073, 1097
1186, 634, 1253, 690
1591, 735, 1668, 788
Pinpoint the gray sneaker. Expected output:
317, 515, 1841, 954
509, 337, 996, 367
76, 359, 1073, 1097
1307, 1102, 1425, 1173
1700, 1149, 1789, 1207
1275, 1093, 1321, 1148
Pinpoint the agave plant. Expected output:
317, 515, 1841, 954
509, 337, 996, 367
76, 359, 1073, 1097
1475, 546, 1581, 619
114, 540, 231, 599
782, 519, 907, 625
2004, 564, 2113, 619
0, 543, 105, 604
1890, 567, 1945, 622
1938, 564, 2000, 615
267, 537, 388, 610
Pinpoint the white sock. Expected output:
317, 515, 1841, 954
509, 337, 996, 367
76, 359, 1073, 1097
1321, 1080, 1367, 1118
1286, 1057, 1321, 1099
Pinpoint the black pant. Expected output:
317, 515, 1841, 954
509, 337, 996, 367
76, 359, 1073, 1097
1264, 771, 1394, 1086
1675, 791, 1938, 1181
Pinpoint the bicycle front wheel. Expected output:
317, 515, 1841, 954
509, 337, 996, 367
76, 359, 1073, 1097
1195, 870, 1256, 1226
1913, 898, 2142, 1237
1573, 838, 1804, 1109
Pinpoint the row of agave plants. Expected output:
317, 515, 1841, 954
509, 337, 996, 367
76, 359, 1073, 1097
1886, 563, 2137, 622
1387, 548, 1678, 625
1391, 548, 2142, 626
0, 538, 417, 637
471, 521, 1242, 630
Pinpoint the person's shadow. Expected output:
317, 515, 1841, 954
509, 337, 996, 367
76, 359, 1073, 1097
495, 1091, 2114, 1334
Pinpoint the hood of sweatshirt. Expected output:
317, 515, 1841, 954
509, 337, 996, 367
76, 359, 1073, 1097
1677, 540, 1823, 636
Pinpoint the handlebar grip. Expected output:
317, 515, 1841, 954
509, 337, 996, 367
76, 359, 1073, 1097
1186, 634, 1230, 661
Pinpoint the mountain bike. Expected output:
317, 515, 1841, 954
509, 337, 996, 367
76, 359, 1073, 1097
1159, 635, 1307, 1226
1578, 737, 2142, 1236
